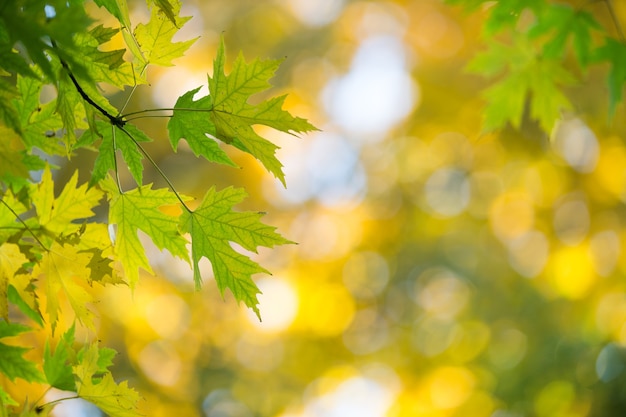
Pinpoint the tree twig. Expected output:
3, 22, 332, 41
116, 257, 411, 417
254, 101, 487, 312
605, 0, 626, 42
0, 198, 48, 250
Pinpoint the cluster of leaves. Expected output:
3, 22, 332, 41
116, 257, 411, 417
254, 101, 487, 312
447, 0, 626, 132
0, 0, 315, 414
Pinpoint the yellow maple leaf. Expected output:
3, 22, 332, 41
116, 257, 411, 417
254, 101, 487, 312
33, 243, 94, 332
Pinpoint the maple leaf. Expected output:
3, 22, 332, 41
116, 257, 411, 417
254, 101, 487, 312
133, 0, 196, 72
32, 242, 95, 332
180, 186, 293, 318
75, 224, 116, 284
55, 72, 85, 148
0, 243, 29, 320
149, 0, 178, 26
31, 166, 103, 238
482, 0, 545, 36
8, 284, 44, 327
0, 78, 21, 135
469, 37, 574, 131
0, 125, 30, 186
93, 0, 130, 29
168, 37, 317, 185
78, 120, 152, 186
12, 74, 65, 155
0, 320, 45, 384
73, 25, 141, 89
0, 190, 28, 244
74, 343, 140, 417
594, 37, 626, 117
528, 4, 601, 68
167, 87, 237, 167
43, 324, 76, 391
0, 385, 17, 407
102, 178, 189, 287
0, 0, 91, 82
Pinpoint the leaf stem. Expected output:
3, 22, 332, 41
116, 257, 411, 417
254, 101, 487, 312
35, 395, 80, 411
120, 107, 214, 118
111, 125, 124, 193
117, 126, 192, 212
123, 115, 174, 122
118, 62, 146, 116
0, 198, 48, 250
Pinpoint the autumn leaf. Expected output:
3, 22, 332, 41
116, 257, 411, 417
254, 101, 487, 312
74, 343, 140, 417
32, 242, 94, 332
0, 243, 29, 320
0, 189, 28, 244
30, 166, 103, 238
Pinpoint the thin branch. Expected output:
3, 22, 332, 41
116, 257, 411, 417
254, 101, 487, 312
51, 40, 126, 128
606, 0, 626, 42
0, 198, 48, 250
117, 126, 192, 212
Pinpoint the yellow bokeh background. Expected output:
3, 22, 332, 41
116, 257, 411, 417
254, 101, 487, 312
10, 0, 626, 416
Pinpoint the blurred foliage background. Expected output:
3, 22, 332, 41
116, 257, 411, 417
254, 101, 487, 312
49, 0, 626, 416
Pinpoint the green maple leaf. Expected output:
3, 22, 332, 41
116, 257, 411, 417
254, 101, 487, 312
167, 87, 237, 167
528, 4, 602, 68
133, 0, 196, 72
73, 25, 141, 89
31, 166, 103, 238
12, 74, 65, 155
0, 385, 17, 407
0, 320, 45, 383
102, 178, 189, 287
78, 121, 152, 186
0, 78, 21, 135
43, 324, 76, 391
180, 186, 293, 318
594, 37, 626, 117
93, 0, 131, 29
0, 43, 38, 80
8, 285, 44, 327
168, 37, 317, 185
0, 0, 91, 82
482, 0, 545, 36
74, 343, 140, 417
528, 61, 575, 131
32, 242, 95, 332
469, 37, 574, 131
55, 72, 85, 148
